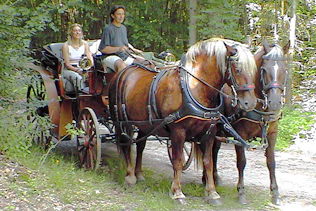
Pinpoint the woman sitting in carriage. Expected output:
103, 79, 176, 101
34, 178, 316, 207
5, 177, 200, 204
61, 23, 94, 92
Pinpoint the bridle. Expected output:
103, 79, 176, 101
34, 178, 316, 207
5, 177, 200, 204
226, 56, 255, 107
259, 55, 288, 109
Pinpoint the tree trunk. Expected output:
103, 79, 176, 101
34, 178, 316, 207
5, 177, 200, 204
286, 0, 296, 106
189, 0, 196, 46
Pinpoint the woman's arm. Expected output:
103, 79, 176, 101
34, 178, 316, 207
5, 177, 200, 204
84, 41, 94, 66
61, 43, 81, 74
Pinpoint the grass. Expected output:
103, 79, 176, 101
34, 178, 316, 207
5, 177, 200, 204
3, 142, 276, 211
276, 105, 316, 150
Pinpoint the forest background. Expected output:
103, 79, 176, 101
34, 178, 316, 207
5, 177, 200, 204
1, 0, 316, 98
0, 1, 316, 209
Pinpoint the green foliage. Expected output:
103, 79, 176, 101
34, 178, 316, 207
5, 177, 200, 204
0, 4, 33, 99
277, 106, 315, 150
0, 105, 33, 158
196, 0, 244, 41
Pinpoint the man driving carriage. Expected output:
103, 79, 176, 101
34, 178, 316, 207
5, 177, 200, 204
99, 5, 144, 72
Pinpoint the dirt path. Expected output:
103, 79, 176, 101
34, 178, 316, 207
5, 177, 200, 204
140, 140, 316, 211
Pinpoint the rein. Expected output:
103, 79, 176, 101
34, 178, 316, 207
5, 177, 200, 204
180, 65, 232, 99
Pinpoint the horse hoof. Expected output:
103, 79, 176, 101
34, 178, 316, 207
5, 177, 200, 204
136, 174, 145, 181
272, 197, 280, 205
169, 189, 186, 204
207, 198, 222, 206
238, 195, 247, 205
174, 198, 187, 205
125, 175, 137, 187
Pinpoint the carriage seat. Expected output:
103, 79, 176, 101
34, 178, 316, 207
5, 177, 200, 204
48, 43, 64, 60
88, 39, 109, 72
89, 39, 102, 56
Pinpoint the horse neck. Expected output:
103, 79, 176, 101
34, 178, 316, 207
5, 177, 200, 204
254, 47, 266, 69
254, 66, 264, 99
187, 65, 224, 108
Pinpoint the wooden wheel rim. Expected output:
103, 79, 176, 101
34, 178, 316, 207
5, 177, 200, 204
77, 107, 101, 170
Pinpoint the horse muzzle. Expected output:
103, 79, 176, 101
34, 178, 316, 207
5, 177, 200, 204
267, 89, 283, 111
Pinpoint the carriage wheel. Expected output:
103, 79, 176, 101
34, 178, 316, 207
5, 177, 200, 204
26, 74, 51, 149
77, 107, 101, 170
167, 140, 194, 170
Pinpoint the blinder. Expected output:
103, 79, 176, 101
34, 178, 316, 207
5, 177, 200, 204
226, 56, 256, 91
226, 55, 255, 107
260, 67, 288, 91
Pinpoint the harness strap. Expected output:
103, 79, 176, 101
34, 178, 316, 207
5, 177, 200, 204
148, 68, 170, 120
117, 114, 177, 145
229, 109, 282, 125
238, 83, 255, 91
133, 62, 159, 73
260, 123, 269, 149
263, 81, 284, 91
219, 114, 251, 149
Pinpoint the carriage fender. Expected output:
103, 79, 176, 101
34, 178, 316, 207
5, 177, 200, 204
58, 99, 73, 138
27, 63, 61, 137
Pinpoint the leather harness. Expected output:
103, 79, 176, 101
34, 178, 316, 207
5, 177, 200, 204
113, 62, 251, 148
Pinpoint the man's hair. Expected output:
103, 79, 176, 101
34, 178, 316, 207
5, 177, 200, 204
110, 5, 126, 22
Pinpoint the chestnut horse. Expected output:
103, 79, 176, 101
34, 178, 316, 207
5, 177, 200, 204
213, 40, 289, 205
108, 38, 258, 205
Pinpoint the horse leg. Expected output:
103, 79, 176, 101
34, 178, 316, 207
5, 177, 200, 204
169, 130, 186, 204
200, 134, 222, 206
266, 129, 279, 205
212, 138, 223, 186
235, 145, 247, 205
135, 131, 147, 181
118, 127, 137, 186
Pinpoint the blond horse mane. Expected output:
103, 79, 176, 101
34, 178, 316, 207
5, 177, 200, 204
185, 38, 257, 79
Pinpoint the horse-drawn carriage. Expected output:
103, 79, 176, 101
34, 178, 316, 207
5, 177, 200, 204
27, 38, 288, 205
26, 39, 194, 170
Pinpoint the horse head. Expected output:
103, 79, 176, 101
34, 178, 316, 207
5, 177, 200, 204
255, 39, 289, 111
223, 41, 257, 111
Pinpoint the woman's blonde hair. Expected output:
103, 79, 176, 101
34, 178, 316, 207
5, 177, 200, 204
67, 23, 84, 46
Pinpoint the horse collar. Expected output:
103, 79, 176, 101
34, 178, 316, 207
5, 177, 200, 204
172, 67, 223, 121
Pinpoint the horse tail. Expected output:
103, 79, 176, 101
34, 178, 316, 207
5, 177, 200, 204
193, 142, 203, 170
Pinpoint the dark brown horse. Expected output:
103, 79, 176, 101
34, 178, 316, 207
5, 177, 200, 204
108, 38, 258, 205
213, 40, 289, 205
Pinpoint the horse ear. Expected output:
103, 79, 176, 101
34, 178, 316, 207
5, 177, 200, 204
262, 38, 269, 53
283, 41, 290, 55
224, 42, 237, 56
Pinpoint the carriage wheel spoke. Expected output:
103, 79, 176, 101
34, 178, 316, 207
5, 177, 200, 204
76, 108, 101, 171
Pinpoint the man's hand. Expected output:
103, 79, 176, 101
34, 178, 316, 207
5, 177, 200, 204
119, 45, 128, 52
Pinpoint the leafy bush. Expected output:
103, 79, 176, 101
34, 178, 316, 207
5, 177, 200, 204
277, 106, 315, 150
0, 104, 33, 158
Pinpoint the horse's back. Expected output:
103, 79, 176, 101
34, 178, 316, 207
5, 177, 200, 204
109, 65, 181, 122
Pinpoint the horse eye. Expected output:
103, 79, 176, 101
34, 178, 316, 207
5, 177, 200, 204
235, 69, 242, 74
